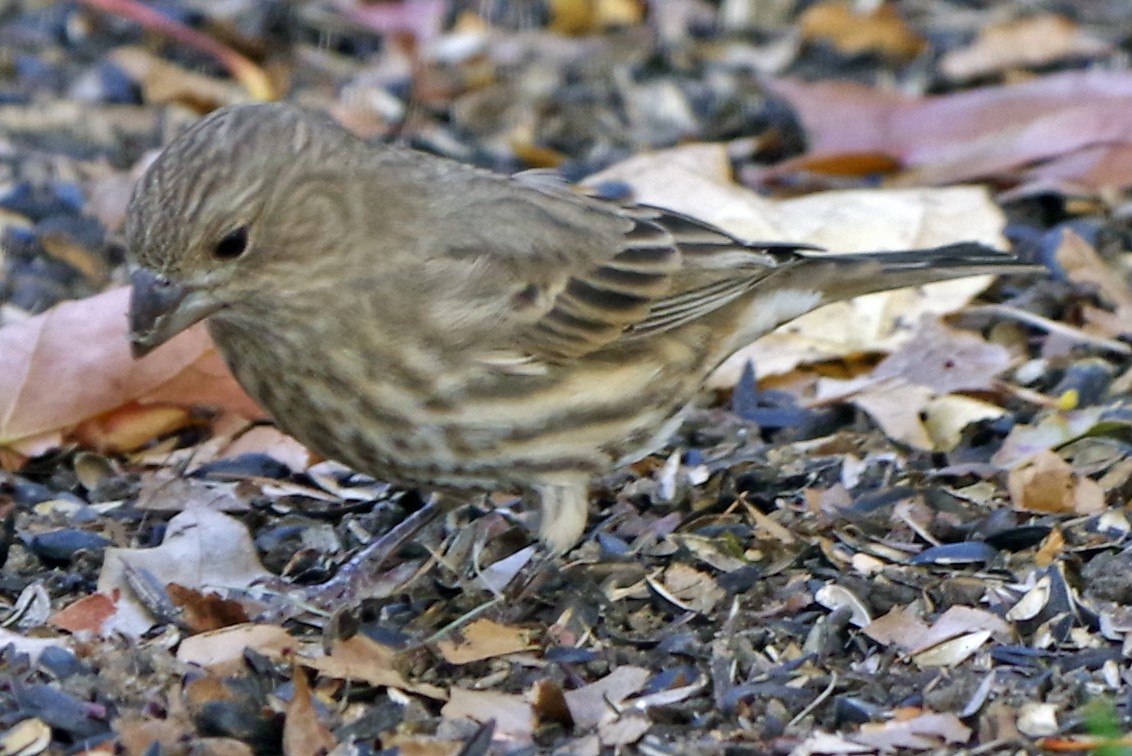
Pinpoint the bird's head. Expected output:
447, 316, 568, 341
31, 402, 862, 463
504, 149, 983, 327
125, 102, 344, 357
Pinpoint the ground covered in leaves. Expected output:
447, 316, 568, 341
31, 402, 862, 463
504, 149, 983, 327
2, 0, 1132, 754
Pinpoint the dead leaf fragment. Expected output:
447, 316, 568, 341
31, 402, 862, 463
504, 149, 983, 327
598, 711, 651, 747
870, 318, 1014, 394
921, 394, 1008, 452
98, 507, 272, 637
177, 624, 295, 672
1035, 527, 1067, 567
854, 710, 972, 749
299, 634, 446, 700
1008, 449, 1106, 515
564, 666, 650, 730
765, 70, 1132, 192
864, 604, 1010, 663
912, 630, 991, 667
940, 14, 1111, 81
284, 667, 337, 756
342, 0, 448, 44
531, 679, 574, 728
49, 592, 119, 636
800, 1, 925, 60
441, 688, 535, 743
0, 286, 262, 458
1056, 230, 1132, 309
167, 583, 252, 633
992, 406, 1108, 468
436, 619, 535, 664
660, 563, 724, 614
850, 381, 936, 450
71, 402, 194, 454
549, 0, 644, 34
110, 47, 247, 111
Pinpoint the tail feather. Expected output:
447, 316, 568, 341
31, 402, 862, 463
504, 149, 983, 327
719, 241, 1042, 353
791, 241, 1042, 301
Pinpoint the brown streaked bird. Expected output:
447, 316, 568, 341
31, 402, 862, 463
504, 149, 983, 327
127, 102, 1036, 559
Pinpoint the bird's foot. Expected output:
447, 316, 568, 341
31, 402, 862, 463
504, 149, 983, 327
255, 494, 448, 622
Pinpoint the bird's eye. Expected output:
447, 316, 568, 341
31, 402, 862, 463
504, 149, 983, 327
213, 226, 249, 260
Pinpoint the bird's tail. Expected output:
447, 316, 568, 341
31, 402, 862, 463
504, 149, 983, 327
792, 241, 1043, 300
721, 241, 1042, 354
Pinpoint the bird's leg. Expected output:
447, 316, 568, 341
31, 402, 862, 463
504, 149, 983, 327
482, 482, 590, 604
295, 491, 459, 609
265, 483, 589, 615
535, 482, 591, 556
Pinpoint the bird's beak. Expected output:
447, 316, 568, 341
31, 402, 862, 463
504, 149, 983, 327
128, 268, 223, 358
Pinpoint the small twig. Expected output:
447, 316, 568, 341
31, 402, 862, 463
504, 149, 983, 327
418, 595, 505, 647
787, 672, 838, 729
965, 304, 1132, 355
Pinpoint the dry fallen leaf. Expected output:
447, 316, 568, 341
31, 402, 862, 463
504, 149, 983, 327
992, 405, 1107, 468
167, 583, 252, 633
868, 318, 1015, 393
549, 0, 644, 34
854, 710, 972, 750
441, 688, 535, 744
563, 666, 650, 730
940, 14, 1111, 81
298, 634, 447, 700
799, 1, 925, 60
807, 318, 1015, 450
436, 618, 535, 664
97, 507, 272, 637
764, 70, 1132, 193
661, 563, 725, 614
0, 286, 263, 458
342, 0, 448, 44
1056, 229, 1132, 309
598, 710, 651, 748
1034, 527, 1067, 567
177, 624, 295, 673
49, 593, 119, 636
920, 394, 1010, 451
1007, 449, 1106, 515
864, 604, 1010, 663
110, 46, 247, 111
284, 665, 338, 756
1054, 229, 1132, 340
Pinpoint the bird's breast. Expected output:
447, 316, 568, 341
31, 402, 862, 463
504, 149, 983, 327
209, 316, 707, 491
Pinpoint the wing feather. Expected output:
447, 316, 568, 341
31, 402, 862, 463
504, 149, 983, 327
448, 175, 806, 362
440, 166, 1026, 369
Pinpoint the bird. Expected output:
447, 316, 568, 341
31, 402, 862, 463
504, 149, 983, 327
126, 102, 1037, 562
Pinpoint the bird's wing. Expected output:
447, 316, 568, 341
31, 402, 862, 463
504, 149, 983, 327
453, 173, 809, 362
524, 205, 812, 359
426, 167, 1031, 369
